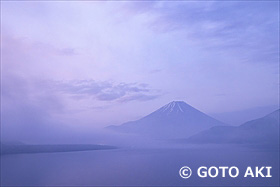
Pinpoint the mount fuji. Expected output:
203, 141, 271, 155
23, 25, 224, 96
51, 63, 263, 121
107, 101, 226, 138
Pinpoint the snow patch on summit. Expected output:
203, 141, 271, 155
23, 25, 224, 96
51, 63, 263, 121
158, 101, 192, 115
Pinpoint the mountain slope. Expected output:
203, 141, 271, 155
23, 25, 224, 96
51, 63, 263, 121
187, 109, 279, 144
107, 101, 226, 138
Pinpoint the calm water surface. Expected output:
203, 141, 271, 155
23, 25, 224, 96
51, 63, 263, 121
1, 146, 279, 186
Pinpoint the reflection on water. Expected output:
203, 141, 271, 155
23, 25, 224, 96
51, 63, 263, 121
1, 146, 279, 186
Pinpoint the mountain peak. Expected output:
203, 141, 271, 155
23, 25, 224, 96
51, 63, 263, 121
108, 100, 226, 138
170, 101, 186, 104
157, 100, 196, 115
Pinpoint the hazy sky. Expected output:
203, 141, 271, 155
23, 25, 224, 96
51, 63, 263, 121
1, 1, 279, 140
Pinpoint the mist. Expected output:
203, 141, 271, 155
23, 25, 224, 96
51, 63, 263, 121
1, 1, 279, 186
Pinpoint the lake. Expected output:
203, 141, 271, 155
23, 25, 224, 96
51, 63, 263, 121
1, 145, 279, 186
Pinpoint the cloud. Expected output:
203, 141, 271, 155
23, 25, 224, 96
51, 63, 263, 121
119, 94, 161, 103
149, 69, 162, 74
52, 80, 160, 102
31, 41, 78, 56
122, 1, 279, 64
2, 34, 77, 58
58, 48, 77, 56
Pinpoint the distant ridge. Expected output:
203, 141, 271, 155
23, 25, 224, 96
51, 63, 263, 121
107, 101, 226, 138
187, 109, 280, 144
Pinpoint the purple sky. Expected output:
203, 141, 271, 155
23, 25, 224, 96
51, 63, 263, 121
1, 1, 279, 141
